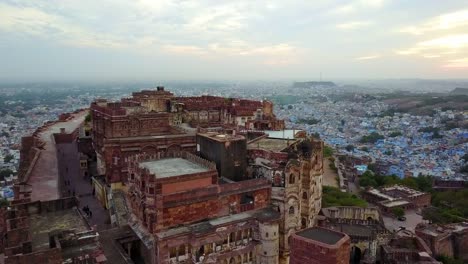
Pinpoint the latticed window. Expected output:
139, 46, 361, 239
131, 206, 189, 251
289, 175, 295, 184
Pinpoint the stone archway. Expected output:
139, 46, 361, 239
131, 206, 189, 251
166, 144, 181, 154
141, 145, 157, 155
350, 246, 362, 264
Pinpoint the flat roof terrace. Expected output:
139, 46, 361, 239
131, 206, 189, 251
248, 138, 298, 152
139, 158, 210, 178
30, 208, 89, 251
296, 227, 346, 245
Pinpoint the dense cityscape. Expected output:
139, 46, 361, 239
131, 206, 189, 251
1, 0, 468, 263
0, 81, 467, 264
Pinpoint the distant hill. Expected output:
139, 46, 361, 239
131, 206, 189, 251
450, 87, 468, 95
293, 81, 336, 88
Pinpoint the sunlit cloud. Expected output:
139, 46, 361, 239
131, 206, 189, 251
396, 34, 468, 59
355, 55, 381, 60
400, 9, 468, 35
419, 34, 468, 49
162, 45, 207, 56
162, 42, 299, 66
330, 0, 386, 15
422, 54, 441, 58
2, 0, 468, 79
443, 58, 468, 68
336, 21, 372, 30
0, 1, 294, 61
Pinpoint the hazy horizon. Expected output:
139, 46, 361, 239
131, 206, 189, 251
1, 0, 468, 82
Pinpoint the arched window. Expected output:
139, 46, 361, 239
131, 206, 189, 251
302, 192, 307, 199
273, 205, 280, 212
289, 206, 295, 215
289, 175, 295, 184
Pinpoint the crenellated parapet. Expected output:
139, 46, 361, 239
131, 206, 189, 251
128, 151, 216, 177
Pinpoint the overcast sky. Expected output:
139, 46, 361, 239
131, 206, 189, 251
1, 0, 468, 81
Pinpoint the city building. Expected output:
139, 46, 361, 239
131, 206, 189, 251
126, 151, 280, 264
90, 87, 284, 188
90, 88, 197, 187
246, 131, 324, 262
289, 226, 351, 264
362, 185, 431, 214
379, 230, 441, 264
318, 206, 390, 262
1, 197, 106, 264
9, 87, 324, 264
416, 222, 468, 262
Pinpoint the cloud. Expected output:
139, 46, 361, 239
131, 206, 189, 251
396, 34, 468, 57
422, 54, 441, 58
163, 42, 298, 62
329, 0, 386, 15
400, 9, 468, 35
0, 2, 128, 49
355, 55, 381, 60
162, 45, 207, 56
336, 21, 372, 30
443, 58, 468, 68
419, 34, 468, 49
0, 1, 297, 61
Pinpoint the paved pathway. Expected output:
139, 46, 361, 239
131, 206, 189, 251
382, 209, 426, 232
56, 138, 111, 231
28, 111, 87, 201
323, 159, 339, 187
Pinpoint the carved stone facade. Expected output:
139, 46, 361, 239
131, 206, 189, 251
318, 206, 390, 262
89, 88, 323, 264
90, 87, 284, 185
126, 152, 281, 264
247, 136, 324, 262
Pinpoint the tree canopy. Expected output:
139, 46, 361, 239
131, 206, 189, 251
360, 132, 384, 143
322, 186, 367, 208
392, 207, 405, 218
3, 154, 14, 163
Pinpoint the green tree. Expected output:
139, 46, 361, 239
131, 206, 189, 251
460, 164, 468, 173
415, 175, 433, 192
367, 163, 377, 173
389, 131, 402, 137
392, 207, 405, 218
461, 153, 468, 162
0, 169, 14, 181
360, 132, 384, 143
359, 171, 378, 187
0, 198, 9, 208
0, 131, 9, 138
345, 145, 355, 152
322, 186, 367, 208
400, 177, 419, 189
383, 175, 401, 186
3, 154, 14, 163
436, 255, 464, 264
323, 146, 334, 158
84, 112, 92, 123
